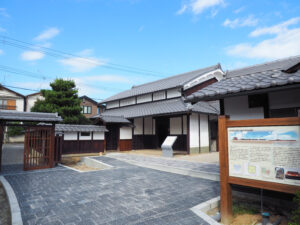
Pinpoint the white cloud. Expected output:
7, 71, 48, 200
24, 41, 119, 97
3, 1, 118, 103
234, 6, 245, 14
34, 27, 60, 41
223, 15, 258, 28
226, 17, 300, 60
0, 8, 10, 18
0, 27, 6, 32
0, 49, 3, 55
59, 49, 106, 72
21, 51, 44, 61
177, 0, 224, 15
138, 25, 144, 32
176, 5, 187, 15
250, 17, 300, 37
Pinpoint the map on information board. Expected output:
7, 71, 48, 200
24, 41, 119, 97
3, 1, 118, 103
228, 126, 300, 186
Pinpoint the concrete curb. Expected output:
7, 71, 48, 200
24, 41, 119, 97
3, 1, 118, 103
0, 176, 23, 225
107, 156, 219, 181
191, 196, 221, 225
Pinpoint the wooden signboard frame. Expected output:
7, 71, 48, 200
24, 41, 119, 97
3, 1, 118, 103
218, 114, 300, 224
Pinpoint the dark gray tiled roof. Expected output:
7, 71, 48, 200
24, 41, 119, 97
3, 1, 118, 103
55, 124, 107, 132
92, 115, 131, 124
186, 56, 300, 102
227, 55, 300, 77
101, 64, 221, 103
101, 98, 219, 119
0, 110, 63, 122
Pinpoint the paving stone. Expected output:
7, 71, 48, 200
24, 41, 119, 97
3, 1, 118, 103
4, 156, 219, 225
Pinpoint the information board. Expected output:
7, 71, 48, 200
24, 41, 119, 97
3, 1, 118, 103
162, 136, 177, 148
228, 126, 300, 186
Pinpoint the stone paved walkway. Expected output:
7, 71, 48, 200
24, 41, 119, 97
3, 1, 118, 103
3, 156, 219, 225
107, 153, 220, 174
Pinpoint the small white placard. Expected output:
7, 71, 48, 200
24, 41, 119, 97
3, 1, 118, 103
162, 136, 177, 148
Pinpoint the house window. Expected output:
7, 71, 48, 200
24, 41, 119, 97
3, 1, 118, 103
0, 100, 7, 110
81, 106, 92, 114
80, 132, 90, 136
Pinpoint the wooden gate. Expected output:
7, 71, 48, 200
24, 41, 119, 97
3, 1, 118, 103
24, 126, 55, 171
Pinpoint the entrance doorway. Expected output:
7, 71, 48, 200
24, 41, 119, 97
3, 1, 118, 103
105, 125, 119, 150
156, 117, 169, 147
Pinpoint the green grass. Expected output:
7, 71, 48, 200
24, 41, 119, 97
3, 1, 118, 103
233, 203, 260, 216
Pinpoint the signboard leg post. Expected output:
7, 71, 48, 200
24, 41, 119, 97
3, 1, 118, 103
218, 116, 233, 224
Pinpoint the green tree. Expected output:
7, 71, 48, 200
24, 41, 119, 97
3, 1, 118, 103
31, 79, 91, 124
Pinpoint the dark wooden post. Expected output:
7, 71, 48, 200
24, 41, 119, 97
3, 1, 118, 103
218, 115, 233, 224
186, 114, 190, 154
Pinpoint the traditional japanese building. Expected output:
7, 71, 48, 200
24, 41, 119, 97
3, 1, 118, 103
185, 55, 300, 119
93, 64, 224, 154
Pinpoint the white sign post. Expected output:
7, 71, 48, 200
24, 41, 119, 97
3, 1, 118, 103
161, 136, 178, 157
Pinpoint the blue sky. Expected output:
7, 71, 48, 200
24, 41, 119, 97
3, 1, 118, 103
0, 0, 300, 100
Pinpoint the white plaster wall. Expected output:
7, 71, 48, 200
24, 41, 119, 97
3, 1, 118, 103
153, 91, 166, 101
144, 117, 153, 135
106, 101, 119, 109
170, 117, 182, 135
120, 127, 132, 139
64, 132, 78, 140
167, 88, 181, 99
183, 115, 187, 134
26, 95, 44, 112
269, 89, 300, 109
137, 94, 152, 104
120, 97, 135, 107
224, 96, 264, 120
153, 119, 156, 135
16, 98, 24, 112
79, 132, 92, 140
189, 113, 199, 148
200, 114, 209, 147
93, 132, 105, 140
134, 118, 143, 135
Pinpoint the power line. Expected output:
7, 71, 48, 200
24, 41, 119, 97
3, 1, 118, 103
0, 35, 168, 78
0, 64, 125, 92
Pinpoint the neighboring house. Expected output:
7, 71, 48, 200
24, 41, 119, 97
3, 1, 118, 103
185, 55, 300, 120
79, 95, 98, 118
0, 85, 25, 111
93, 64, 224, 154
25, 92, 44, 112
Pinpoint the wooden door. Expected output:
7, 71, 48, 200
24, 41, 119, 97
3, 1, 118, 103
24, 126, 54, 170
105, 125, 119, 150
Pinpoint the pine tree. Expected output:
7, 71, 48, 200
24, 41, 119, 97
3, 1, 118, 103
31, 79, 91, 124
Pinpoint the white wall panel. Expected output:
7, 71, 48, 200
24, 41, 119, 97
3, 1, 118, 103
64, 132, 78, 140
153, 91, 166, 101
93, 132, 104, 140
189, 113, 199, 147
200, 114, 209, 147
170, 117, 182, 135
106, 101, 119, 109
79, 132, 92, 140
137, 94, 152, 104
134, 118, 143, 135
144, 117, 153, 134
16, 99, 24, 112
167, 88, 181, 99
224, 96, 264, 120
120, 97, 135, 107
120, 127, 132, 139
